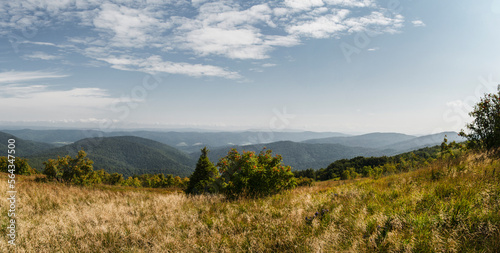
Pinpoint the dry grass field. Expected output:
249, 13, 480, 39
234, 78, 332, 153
1, 152, 499, 252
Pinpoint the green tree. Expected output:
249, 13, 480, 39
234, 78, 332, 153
460, 85, 500, 151
217, 148, 296, 199
185, 147, 219, 194
43, 149, 100, 186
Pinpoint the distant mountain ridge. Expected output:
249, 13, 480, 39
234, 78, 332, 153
381, 131, 464, 153
0, 131, 56, 156
2, 129, 466, 176
303, 131, 464, 153
2, 129, 347, 152
27, 136, 197, 177
303, 132, 416, 148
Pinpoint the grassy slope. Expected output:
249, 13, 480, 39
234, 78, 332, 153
1, 152, 499, 252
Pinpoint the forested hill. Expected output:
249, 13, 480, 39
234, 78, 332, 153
302, 131, 464, 153
27, 136, 197, 177
203, 141, 390, 170
0, 131, 56, 156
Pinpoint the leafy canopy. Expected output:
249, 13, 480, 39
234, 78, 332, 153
217, 148, 296, 199
43, 149, 101, 186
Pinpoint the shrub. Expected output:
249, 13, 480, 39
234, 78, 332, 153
43, 149, 101, 186
217, 148, 296, 199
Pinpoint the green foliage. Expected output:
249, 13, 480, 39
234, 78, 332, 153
0, 156, 36, 175
42, 149, 101, 186
125, 173, 188, 188
460, 85, 500, 151
186, 147, 219, 194
296, 146, 443, 182
217, 148, 296, 199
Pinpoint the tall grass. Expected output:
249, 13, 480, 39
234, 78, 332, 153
1, 151, 499, 252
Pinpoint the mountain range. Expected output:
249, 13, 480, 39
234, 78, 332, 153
0, 129, 465, 177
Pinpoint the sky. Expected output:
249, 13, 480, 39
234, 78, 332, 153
1, 0, 500, 135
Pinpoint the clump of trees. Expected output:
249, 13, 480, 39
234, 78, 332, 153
217, 148, 297, 199
186, 147, 297, 199
460, 85, 500, 151
43, 150, 101, 186
39, 149, 189, 188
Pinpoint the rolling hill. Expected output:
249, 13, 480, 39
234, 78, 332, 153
203, 141, 390, 170
0, 131, 56, 156
302, 131, 464, 154
381, 131, 465, 153
27, 136, 197, 177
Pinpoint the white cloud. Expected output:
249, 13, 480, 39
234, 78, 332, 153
98, 55, 241, 79
0, 83, 136, 122
262, 63, 277, 67
0, 84, 48, 98
323, 0, 374, 8
284, 0, 325, 11
0, 71, 68, 84
344, 12, 404, 34
92, 3, 172, 48
23, 51, 61, 60
286, 9, 350, 38
411, 20, 426, 27
367, 47, 379, 51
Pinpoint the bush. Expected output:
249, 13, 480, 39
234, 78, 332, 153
217, 148, 296, 199
43, 149, 101, 186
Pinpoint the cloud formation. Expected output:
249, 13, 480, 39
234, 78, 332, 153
1, 0, 407, 79
0, 70, 134, 121
411, 20, 426, 27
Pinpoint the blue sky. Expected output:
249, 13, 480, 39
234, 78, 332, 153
1, 0, 499, 134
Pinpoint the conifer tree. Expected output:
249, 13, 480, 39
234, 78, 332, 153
185, 147, 219, 194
